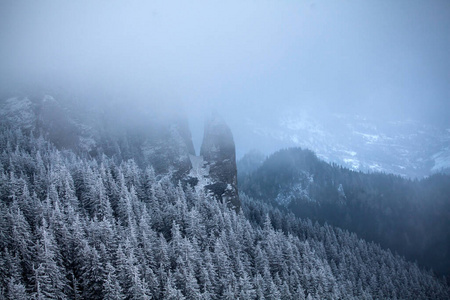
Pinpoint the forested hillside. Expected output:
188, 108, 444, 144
239, 148, 450, 278
0, 108, 449, 299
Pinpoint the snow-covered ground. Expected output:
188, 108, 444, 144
188, 154, 211, 193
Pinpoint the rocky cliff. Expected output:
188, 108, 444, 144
0, 96, 240, 207
200, 113, 240, 210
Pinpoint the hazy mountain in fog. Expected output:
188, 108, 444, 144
1, 0, 449, 297
1, 95, 449, 299
238, 109, 450, 178
237, 150, 266, 180
0, 94, 240, 208
1, 1, 449, 147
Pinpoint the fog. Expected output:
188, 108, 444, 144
1, 0, 449, 157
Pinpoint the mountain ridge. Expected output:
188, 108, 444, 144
239, 147, 450, 277
240, 110, 450, 178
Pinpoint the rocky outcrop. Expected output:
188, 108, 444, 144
1, 96, 241, 206
200, 113, 240, 210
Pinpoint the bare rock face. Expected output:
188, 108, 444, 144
200, 113, 240, 210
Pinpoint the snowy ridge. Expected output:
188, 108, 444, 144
245, 110, 450, 178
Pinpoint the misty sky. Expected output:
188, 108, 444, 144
1, 0, 449, 155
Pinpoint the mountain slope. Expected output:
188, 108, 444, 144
1, 95, 449, 298
0, 124, 448, 299
239, 147, 450, 277
0, 95, 239, 208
